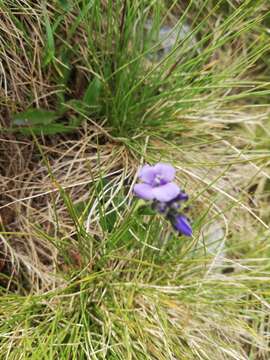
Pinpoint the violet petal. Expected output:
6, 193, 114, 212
138, 165, 156, 185
177, 192, 189, 201
133, 183, 154, 200
154, 163, 175, 183
152, 182, 180, 202
171, 192, 189, 203
173, 215, 192, 236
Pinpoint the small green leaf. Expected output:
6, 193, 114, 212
12, 109, 58, 126
43, 4, 55, 66
83, 77, 102, 106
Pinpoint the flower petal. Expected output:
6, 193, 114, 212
177, 192, 189, 201
154, 163, 175, 182
138, 165, 156, 185
133, 183, 154, 200
169, 192, 189, 204
152, 182, 180, 202
173, 214, 192, 236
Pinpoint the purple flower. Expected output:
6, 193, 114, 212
171, 214, 192, 237
133, 163, 193, 237
133, 163, 180, 202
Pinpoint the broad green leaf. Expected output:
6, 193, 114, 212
43, 4, 55, 66
83, 77, 102, 106
12, 109, 58, 126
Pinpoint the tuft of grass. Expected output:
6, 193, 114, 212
1, 184, 270, 359
0, 0, 269, 136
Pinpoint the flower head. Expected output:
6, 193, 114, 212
133, 162, 193, 237
133, 163, 180, 202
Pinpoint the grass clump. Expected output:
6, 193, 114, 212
1, 0, 270, 359
1, 0, 270, 136
1, 190, 270, 359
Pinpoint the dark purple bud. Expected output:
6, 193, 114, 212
173, 192, 189, 202
171, 214, 192, 237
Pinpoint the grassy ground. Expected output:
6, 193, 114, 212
1, 1, 270, 359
